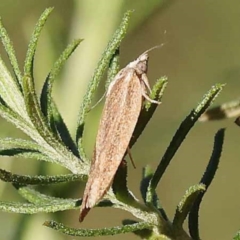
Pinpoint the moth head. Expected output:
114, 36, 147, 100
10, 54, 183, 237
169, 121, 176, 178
135, 53, 149, 75
134, 44, 164, 75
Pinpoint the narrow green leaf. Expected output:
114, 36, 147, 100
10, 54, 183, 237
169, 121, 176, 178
141, 166, 153, 203
0, 169, 87, 185
23, 75, 58, 145
200, 128, 225, 187
147, 84, 225, 202
0, 138, 62, 163
40, 39, 82, 135
0, 138, 45, 150
122, 219, 153, 239
24, 7, 53, 77
0, 18, 22, 86
48, 101, 80, 157
0, 148, 49, 160
188, 128, 225, 240
112, 160, 137, 206
173, 184, 205, 228
0, 200, 78, 214
43, 220, 153, 237
140, 166, 168, 221
106, 48, 120, 88
0, 138, 50, 157
76, 10, 133, 160
0, 57, 27, 118
14, 185, 80, 205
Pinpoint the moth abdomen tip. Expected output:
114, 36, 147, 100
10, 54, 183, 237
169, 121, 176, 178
79, 207, 91, 222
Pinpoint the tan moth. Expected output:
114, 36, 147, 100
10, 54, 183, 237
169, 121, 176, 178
79, 48, 160, 222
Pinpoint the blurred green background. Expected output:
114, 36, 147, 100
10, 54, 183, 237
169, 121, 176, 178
0, 0, 240, 239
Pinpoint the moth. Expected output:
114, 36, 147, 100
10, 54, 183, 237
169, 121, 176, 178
79, 48, 160, 222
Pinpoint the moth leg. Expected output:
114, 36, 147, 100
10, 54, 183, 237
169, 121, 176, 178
141, 86, 161, 105
127, 147, 136, 169
141, 74, 161, 105
141, 74, 152, 93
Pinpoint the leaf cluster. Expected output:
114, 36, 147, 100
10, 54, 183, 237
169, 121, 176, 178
0, 7, 231, 240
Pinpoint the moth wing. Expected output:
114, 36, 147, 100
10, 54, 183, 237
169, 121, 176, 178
79, 69, 142, 221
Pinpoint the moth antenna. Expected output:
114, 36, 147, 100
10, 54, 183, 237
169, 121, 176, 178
140, 43, 166, 57
88, 91, 107, 112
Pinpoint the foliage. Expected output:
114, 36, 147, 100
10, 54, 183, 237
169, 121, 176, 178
0, 7, 231, 240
